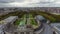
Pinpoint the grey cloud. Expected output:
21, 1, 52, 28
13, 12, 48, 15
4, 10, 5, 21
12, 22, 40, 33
14, 0, 25, 2
0, 0, 14, 3
0, 0, 24, 3
0, 0, 60, 7
0, 3, 13, 7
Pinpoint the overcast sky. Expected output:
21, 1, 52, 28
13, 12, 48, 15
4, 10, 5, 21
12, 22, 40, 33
0, 0, 60, 7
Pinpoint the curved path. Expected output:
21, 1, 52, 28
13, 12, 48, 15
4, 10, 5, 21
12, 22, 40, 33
34, 15, 53, 34
34, 23, 43, 31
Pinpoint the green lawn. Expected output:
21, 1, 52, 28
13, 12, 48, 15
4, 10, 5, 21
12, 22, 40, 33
15, 14, 38, 26
29, 14, 38, 25
15, 14, 27, 25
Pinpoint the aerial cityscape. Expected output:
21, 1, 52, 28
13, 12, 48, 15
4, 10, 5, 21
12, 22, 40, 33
0, 0, 60, 34
0, 7, 60, 34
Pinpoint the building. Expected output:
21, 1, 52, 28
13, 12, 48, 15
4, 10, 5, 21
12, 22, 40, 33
51, 23, 60, 34
0, 16, 18, 34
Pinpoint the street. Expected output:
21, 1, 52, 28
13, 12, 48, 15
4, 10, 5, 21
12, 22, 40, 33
40, 23, 53, 34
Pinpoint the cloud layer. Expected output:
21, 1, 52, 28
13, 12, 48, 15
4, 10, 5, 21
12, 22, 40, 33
0, 0, 60, 7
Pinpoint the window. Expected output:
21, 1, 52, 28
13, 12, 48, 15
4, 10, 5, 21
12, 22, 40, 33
20, 32, 24, 34
14, 32, 18, 34
26, 32, 30, 34
53, 31, 56, 34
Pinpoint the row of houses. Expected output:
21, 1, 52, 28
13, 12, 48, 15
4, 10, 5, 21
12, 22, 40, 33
0, 7, 60, 15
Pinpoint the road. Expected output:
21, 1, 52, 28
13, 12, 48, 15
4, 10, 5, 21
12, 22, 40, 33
40, 23, 53, 34
34, 23, 44, 34
34, 15, 53, 34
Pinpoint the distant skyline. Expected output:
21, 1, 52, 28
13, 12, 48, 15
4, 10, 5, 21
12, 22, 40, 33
0, 0, 60, 7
